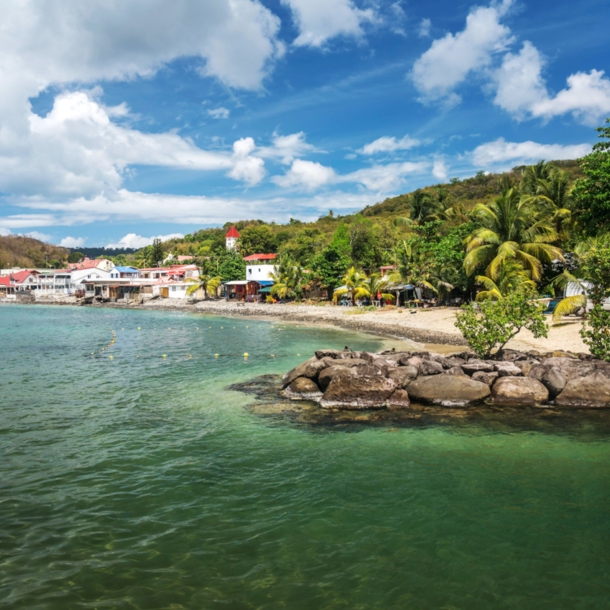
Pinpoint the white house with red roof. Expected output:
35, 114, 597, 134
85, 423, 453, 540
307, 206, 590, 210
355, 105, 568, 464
67, 258, 114, 272
244, 253, 277, 283
225, 226, 240, 250
0, 269, 40, 299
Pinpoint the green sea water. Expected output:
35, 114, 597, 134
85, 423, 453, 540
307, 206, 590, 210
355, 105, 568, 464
1, 305, 609, 609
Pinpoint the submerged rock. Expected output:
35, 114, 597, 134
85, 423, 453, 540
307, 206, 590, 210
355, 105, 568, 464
321, 368, 397, 409
407, 375, 491, 407
284, 377, 323, 401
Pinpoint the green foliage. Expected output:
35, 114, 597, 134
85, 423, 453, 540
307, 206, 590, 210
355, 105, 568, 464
573, 118, 610, 235
581, 305, 610, 361
239, 225, 277, 255
217, 250, 246, 282
580, 242, 610, 303
311, 244, 351, 298
67, 251, 84, 263
455, 290, 548, 358
270, 258, 307, 300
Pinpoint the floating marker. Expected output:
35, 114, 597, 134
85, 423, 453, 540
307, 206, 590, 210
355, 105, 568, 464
122, 328, 124, 330
215, 354, 219, 358
136, 355, 139, 358
138, 327, 141, 330
109, 355, 113, 359
244, 353, 249, 357
163, 354, 167, 359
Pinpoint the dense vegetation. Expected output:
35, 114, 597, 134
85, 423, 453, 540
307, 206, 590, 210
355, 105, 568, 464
0, 236, 68, 269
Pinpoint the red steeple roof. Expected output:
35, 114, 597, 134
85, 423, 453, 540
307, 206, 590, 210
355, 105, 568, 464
225, 226, 240, 238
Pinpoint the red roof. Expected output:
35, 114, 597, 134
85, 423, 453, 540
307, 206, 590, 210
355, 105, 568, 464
68, 259, 108, 270
243, 253, 277, 262
225, 226, 241, 238
9, 270, 39, 283
0, 276, 10, 286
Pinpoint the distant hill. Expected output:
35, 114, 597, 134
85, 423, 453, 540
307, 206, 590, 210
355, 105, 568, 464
71, 247, 137, 258
0, 236, 68, 268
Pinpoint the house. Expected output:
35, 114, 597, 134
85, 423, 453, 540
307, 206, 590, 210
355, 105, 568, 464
67, 258, 114, 272
110, 266, 140, 279
244, 253, 277, 282
0, 270, 40, 299
225, 226, 240, 250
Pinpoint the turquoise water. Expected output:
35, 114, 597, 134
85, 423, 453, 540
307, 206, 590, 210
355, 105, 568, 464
1, 305, 609, 609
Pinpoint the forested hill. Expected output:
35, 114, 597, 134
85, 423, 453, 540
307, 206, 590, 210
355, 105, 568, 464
0, 236, 68, 268
148, 158, 584, 265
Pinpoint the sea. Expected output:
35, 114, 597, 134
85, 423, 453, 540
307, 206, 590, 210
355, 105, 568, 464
1, 304, 609, 609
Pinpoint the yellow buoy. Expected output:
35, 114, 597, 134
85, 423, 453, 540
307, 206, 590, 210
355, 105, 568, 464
163, 354, 167, 359
122, 328, 124, 330
244, 353, 249, 357
136, 355, 139, 358
109, 355, 113, 359
138, 327, 141, 330
215, 354, 219, 358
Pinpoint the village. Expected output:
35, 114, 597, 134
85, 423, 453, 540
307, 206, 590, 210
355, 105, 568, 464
0, 227, 285, 305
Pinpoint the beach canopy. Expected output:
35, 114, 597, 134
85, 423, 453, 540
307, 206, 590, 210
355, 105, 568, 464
258, 287, 272, 293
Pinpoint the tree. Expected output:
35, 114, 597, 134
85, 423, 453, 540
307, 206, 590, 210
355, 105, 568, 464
464, 187, 563, 282
409, 190, 438, 224
572, 118, 610, 235
239, 225, 277, 256
475, 260, 536, 301
150, 239, 165, 267
333, 267, 368, 304
311, 245, 351, 299
455, 290, 548, 359
67, 251, 84, 263
216, 250, 246, 282
185, 274, 222, 300
269, 260, 307, 301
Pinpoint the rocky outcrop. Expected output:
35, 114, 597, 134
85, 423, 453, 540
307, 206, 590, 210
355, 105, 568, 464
554, 373, 610, 408
281, 348, 610, 411
408, 375, 491, 407
491, 377, 549, 406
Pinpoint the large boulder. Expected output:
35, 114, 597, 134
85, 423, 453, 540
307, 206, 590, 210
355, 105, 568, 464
283, 356, 331, 387
318, 365, 352, 391
554, 373, 610, 408
493, 362, 523, 377
491, 377, 549, 406
472, 371, 499, 387
419, 360, 444, 376
387, 389, 411, 410
445, 366, 467, 377
321, 368, 398, 409
315, 349, 354, 360
462, 360, 495, 375
540, 368, 567, 399
408, 375, 491, 407
284, 377, 322, 401
388, 365, 419, 388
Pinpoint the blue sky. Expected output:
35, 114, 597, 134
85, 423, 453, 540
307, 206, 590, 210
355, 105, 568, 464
0, 0, 608, 249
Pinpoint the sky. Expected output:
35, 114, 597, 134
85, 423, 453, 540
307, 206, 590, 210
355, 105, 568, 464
0, 0, 608, 249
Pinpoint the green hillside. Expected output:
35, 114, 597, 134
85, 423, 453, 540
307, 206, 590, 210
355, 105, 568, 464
0, 236, 68, 269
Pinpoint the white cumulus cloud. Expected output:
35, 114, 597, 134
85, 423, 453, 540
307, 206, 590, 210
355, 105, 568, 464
359, 135, 421, 155
432, 159, 448, 181
411, 0, 513, 103
106, 233, 185, 250
472, 138, 591, 167
59, 236, 86, 248
282, 0, 376, 47
208, 107, 230, 119
272, 160, 336, 190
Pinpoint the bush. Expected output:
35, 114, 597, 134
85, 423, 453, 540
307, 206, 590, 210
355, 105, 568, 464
455, 291, 548, 358
581, 305, 610, 361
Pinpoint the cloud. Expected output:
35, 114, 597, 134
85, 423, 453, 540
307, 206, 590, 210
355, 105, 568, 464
258, 132, 318, 164
24, 231, 52, 242
272, 160, 336, 190
208, 107, 230, 119
492, 43, 610, 125
59, 236, 86, 248
411, 0, 514, 102
358, 134, 421, 155
282, 0, 376, 47
228, 137, 266, 185
472, 138, 591, 167
105, 233, 185, 249
432, 159, 448, 181
418, 18, 431, 38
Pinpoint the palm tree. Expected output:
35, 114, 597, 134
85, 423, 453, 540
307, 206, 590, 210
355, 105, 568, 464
364, 273, 396, 303
333, 266, 369, 304
390, 241, 453, 297
520, 160, 552, 195
529, 169, 573, 238
464, 187, 564, 282
269, 262, 307, 301
185, 274, 222, 299
409, 189, 439, 224
475, 260, 536, 301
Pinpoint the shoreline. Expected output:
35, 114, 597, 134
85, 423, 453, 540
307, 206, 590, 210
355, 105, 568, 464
2, 298, 590, 354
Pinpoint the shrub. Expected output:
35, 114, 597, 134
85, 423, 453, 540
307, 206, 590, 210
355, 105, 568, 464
581, 305, 610, 361
455, 291, 548, 358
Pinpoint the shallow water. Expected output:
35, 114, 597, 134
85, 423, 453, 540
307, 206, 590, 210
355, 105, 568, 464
1, 305, 609, 609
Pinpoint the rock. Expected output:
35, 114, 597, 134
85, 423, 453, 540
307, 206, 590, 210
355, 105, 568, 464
472, 371, 499, 387
446, 357, 467, 367
408, 375, 491, 407
406, 356, 423, 371
388, 365, 419, 388
321, 369, 397, 409
491, 377, 549, 406
462, 360, 495, 375
318, 365, 351, 391
554, 373, 610, 408
284, 377, 322, 400
387, 389, 411, 410
445, 366, 467, 377
514, 360, 535, 377
497, 349, 529, 361
540, 368, 567, 399
493, 362, 523, 377
549, 350, 576, 359
419, 360, 444, 376
283, 356, 330, 387
384, 352, 413, 364
429, 353, 453, 369
315, 349, 353, 360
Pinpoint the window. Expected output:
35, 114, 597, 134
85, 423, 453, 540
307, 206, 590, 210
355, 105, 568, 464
172, 286, 176, 292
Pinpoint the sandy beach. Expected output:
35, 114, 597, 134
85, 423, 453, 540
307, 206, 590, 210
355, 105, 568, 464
136, 300, 589, 354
